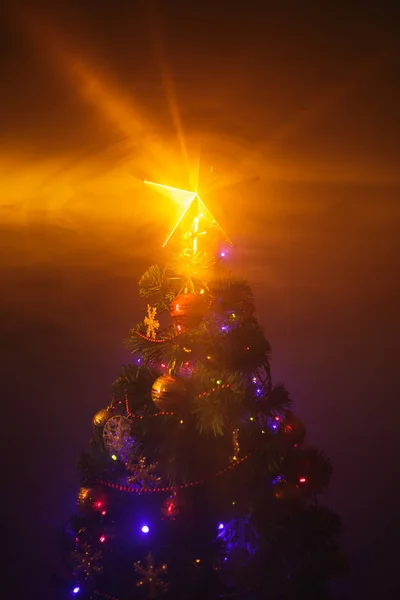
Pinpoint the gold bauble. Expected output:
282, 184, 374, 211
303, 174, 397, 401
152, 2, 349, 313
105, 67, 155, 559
77, 487, 95, 507
93, 408, 112, 428
151, 374, 186, 411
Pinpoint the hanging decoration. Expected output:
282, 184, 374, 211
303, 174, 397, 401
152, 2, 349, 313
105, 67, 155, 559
170, 293, 205, 329
126, 456, 161, 490
230, 428, 240, 463
151, 374, 186, 411
278, 413, 306, 445
72, 542, 103, 579
77, 487, 96, 507
144, 304, 160, 340
134, 553, 168, 598
103, 415, 141, 462
161, 490, 180, 519
93, 407, 113, 428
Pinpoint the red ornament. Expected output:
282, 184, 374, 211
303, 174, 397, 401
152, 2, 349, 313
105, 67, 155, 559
278, 413, 306, 445
151, 374, 186, 411
161, 492, 180, 519
170, 293, 205, 329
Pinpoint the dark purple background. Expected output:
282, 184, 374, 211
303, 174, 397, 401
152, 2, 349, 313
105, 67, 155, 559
1, 1, 399, 598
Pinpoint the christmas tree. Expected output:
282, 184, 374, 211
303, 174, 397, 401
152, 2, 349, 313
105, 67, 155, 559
63, 180, 345, 600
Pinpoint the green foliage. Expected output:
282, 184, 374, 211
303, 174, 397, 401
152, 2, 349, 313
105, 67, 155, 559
266, 383, 293, 414
112, 363, 154, 412
138, 264, 176, 312
124, 325, 176, 365
70, 262, 344, 600
216, 318, 271, 371
282, 446, 333, 492
210, 274, 255, 317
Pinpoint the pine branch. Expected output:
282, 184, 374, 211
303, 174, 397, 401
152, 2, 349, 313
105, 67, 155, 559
266, 383, 293, 415
210, 274, 256, 317
190, 370, 245, 435
138, 265, 177, 312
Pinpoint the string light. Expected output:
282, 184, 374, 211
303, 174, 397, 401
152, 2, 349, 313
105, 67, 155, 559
134, 330, 182, 344
231, 429, 240, 462
96, 454, 250, 495
195, 383, 231, 399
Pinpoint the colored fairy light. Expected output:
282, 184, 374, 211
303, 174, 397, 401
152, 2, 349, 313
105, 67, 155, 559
161, 363, 166, 368
249, 417, 254, 421
256, 388, 261, 394
94, 501, 102, 509
218, 523, 224, 530
272, 424, 277, 430
141, 525, 150, 534
216, 380, 222, 385
99, 535, 106, 543
252, 377, 257, 382
200, 288, 205, 294
72, 587, 80, 594
111, 454, 117, 460
299, 477, 306, 484
101, 510, 107, 515
195, 558, 201, 564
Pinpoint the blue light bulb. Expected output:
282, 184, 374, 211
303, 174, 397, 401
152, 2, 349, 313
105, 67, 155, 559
141, 525, 150, 534
218, 523, 224, 530
72, 587, 80, 594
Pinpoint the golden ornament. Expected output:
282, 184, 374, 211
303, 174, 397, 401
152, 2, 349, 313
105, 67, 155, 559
93, 407, 112, 428
134, 553, 168, 597
151, 374, 186, 411
77, 487, 95, 507
144, 304, 160, 339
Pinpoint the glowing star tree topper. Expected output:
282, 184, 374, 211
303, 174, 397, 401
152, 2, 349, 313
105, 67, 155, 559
144, 180, 232, 255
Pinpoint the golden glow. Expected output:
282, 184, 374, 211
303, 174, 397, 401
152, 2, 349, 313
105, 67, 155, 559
144, 180, 232, 250
144, 304, 160, 339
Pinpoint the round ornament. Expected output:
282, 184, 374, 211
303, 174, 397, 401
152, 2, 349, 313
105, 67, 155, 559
278, 413, 306, 445
103, 415, 140, 462
170, 293, 205, 328
161, 492, 180, 519
93, 407, 112, 428
151, 374, 186, 411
